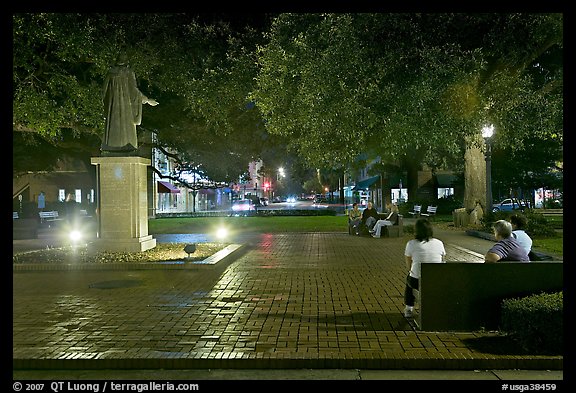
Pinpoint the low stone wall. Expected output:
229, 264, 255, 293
419, 262, 563, 331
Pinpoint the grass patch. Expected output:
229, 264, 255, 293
149, 216, 349, 234
531, 234, 563, 256
543, 215, 563, 230
434, 213, 563, 257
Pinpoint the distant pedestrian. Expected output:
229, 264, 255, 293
403, 218, 446, 318
64, 193, 78, 221
485, 219, 530, 263
37, 191, 45, 211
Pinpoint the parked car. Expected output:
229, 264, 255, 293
232, 199, 256, 215
313, 194, 328, 204
492, 198, 530, 212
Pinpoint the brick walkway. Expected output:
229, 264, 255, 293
13, 231, 562, 371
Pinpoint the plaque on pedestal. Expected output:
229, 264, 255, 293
91, 156, 156, 252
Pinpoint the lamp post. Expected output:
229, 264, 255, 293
482, 124, 495, 214
276, 167, 286, 199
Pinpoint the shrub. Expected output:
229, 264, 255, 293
397, 202, 413, 216
500, 291, 563, 354
255, 209, 337, 217
480, 210, 557, 238
400, 195, 462, 216
403, 223, 414, 235
523, 210, 558, 237
435, 195, 463, 215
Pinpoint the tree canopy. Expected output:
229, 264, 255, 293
13, 13, 563, 196
252, 13, 563, 189
12, 13, 279, 183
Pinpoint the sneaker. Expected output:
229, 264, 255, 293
403, 306, 413, 318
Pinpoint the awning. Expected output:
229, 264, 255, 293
157, 181, 180, 194
353, 175, 380, 191
387, 173, 407, 189
436, 174, 457, 187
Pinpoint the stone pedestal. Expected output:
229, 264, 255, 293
91, 156, 156, 252
453, 208, 469, 228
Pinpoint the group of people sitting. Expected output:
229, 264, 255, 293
349, 201, 537, 318
403, 213, 535, 318
348, 201, 400, 238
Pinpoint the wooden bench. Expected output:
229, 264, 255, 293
420, 205, 437, 218
418, 262, 563, 331
408, 205, 421, 217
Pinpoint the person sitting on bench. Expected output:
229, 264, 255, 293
361, 201, 380, 233
403, 218, 446, 318
348, 202, 363, 235
371, 203, 399, 238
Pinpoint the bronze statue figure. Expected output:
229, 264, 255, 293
101, 52, 158, 154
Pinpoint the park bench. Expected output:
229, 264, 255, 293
408, 204, 421, 218
13, 211, 19, 219
39, 210, 60, 226
417, 261, 563, 331
420, 205, 437, 218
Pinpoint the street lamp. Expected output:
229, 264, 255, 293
482, 124, 495, 214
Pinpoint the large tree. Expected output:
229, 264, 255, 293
12, 13, 278, 185
13, 13, 563, 206
252, 13, 563, 210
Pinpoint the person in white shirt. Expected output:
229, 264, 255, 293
403, 218, 446, 318
509, 213, 533, 256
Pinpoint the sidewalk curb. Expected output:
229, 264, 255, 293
13, 354, 563, 371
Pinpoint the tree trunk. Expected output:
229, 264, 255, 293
401, 150, 425, 204
464, 133, 487, 213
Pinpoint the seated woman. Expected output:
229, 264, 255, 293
371, 203, 399, 238
348, 202, 363, 235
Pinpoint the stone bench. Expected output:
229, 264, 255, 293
383, 214, 404, 237
418, 261, 563, 331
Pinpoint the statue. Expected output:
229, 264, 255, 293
101, 52, 158, 154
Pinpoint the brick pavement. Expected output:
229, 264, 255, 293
13, 231, 563, 371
